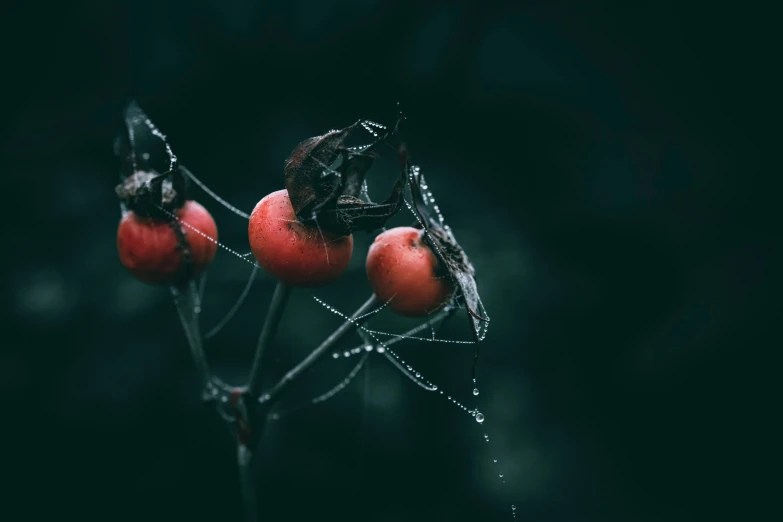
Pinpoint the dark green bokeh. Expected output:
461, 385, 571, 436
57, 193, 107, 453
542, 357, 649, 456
1, 1, 773, 521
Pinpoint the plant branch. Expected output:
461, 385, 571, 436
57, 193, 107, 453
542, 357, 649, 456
205, 264, 259, 340
237, 443, 256, 522
171, 282, 213, 400
247, 282, 292, 396
349, 305, 455, 351
261, 294, 379, 407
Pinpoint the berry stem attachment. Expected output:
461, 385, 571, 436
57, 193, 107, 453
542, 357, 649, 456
261, 294, 379, 406
246, 282, 293, 396
171, 281, 214, 400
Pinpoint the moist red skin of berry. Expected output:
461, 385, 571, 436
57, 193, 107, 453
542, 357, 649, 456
248, 189, 353, 287
366, 226, 453, 317
117, 200, 218, 285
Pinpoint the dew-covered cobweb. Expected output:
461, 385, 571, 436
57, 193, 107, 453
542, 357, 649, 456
116, 108, 521, 517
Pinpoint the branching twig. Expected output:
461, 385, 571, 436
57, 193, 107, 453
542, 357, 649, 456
260, 294, 380, 407
171, 282, 213, 399
233, 294, 379, 522
247, 282, 292, 396
344, 305, 455, 352
205, 264, 259, 340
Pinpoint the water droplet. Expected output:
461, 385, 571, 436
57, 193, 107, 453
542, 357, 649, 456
432, 385, 438, 390
343, 351, 350, 357
475, 412, 485, 423
499, 472, 504, 478
415, 372, 421, 378
512, 505, 516, 511
259, 393, 271, 403
493, 458, 497, 463
364, 344, 373, 352
376, 346, 386, 353
483, 434, 489, 441
473, 388, 479, 396
332, 352, 340, 359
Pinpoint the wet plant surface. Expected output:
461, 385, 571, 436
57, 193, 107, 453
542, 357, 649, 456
2, 2, 774, 522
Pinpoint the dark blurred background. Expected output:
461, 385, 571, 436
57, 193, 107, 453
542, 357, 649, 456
1, 1, 775, 521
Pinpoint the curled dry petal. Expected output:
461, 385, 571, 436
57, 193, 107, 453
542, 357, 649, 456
284, 120, 407, 236
404, 150, 490, 343
114, 101, 188, 217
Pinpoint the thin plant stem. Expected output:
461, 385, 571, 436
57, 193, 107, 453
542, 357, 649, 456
198, 270, 208, 302
346, 305, 455, 353
205, 264, 259, 340
262, 294, 379, 406
237, 443, 256, 522
171, 282, 213, 399
247, 282, 292, 396
240, 293, 380, 522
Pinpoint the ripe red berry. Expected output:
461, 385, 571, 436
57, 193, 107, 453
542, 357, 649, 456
117, 200, 218, 285
366, 226, 453, 317
248, 189, 353, 287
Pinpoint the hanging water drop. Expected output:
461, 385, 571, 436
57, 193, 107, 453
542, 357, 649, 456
332, 352, 340, 359
376, 346, 386, 353
475, 412, 485, 423
512, 505, 516, 511
473, 388, 479, 396
493, 458, 497, 463
499, 472, 504, 478
483, 434, 489, 441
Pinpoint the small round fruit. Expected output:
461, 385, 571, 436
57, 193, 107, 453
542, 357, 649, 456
366, 226, 453, 317
117, 200, 218, 285
248, 189, 353, 287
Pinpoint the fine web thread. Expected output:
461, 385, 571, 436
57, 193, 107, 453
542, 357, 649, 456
155, 204, 477, 346
137, 120, 511, 517
313, 297, 484, 419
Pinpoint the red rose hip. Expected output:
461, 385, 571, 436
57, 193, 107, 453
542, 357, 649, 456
366, 226, 453, 317
248, 189, 353, 287
117, 200, 218, 285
